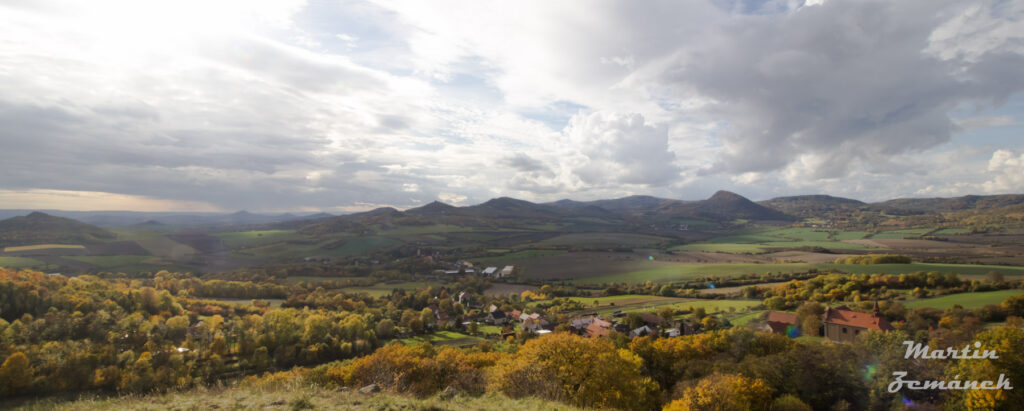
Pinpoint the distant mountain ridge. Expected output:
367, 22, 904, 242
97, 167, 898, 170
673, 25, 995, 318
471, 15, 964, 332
300, 190, 795, 235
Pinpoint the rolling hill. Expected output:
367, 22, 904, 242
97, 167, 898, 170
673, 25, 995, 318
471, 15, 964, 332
0, 212, 116, 247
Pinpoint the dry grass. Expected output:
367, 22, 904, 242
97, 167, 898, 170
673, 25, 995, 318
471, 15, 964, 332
9, 381, 584, 411
3, 244, 85, 252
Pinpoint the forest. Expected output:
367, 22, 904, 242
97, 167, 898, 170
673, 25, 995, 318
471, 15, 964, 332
3, 265, 1024, 410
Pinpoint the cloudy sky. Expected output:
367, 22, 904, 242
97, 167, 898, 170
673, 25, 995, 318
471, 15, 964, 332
1, 0, 1023, 212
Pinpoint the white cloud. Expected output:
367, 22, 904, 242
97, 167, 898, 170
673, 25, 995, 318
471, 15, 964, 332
983, 149, 1024, 193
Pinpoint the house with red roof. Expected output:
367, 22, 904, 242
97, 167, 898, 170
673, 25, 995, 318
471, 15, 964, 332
822, 302, 892, 343
762, 311, 798, 334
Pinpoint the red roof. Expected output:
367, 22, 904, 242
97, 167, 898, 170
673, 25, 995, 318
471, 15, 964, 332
824, 308, 892, 331
766, 311, 797, 325
585, 321, 611, 337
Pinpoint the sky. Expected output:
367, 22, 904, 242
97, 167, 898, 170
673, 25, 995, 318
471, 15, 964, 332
1, 0, 1023, 212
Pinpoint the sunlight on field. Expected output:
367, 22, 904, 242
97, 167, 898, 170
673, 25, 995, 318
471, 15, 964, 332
3, 244, 85, 252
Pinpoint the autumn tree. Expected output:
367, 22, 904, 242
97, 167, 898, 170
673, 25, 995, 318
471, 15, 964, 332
665, 373, 772, 411
489, 333, 659, 410
0, 352, 33, 396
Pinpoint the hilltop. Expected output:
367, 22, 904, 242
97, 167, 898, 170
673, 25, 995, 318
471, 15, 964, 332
0, 212, 116, 248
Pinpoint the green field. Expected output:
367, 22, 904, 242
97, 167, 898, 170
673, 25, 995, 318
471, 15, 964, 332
474, 250, 567, 264
933, 228, 969, 235
67, 255, 151, 268
214, 230, 297, 248
904, 290, 1024, 310
537, 233, 672, 247
730, 311, 764, 326
681, 228, 877, 254
870, 229, 932, 239
571, 263, 819, 284
671, 243, 768, 253
570, 262, 1024, 285
399, 331, 483, 346
0, 256, 46, 268
551, 294, 760, 316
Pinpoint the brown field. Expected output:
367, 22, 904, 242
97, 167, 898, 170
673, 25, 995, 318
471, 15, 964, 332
513, 251, 686, 280
483, 283, 538, 297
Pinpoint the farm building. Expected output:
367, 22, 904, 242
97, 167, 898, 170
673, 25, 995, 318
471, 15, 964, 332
822, 302, 892, 343
481, 266, 498, 276
500, 265, 515, 277
762, 311, 798, 334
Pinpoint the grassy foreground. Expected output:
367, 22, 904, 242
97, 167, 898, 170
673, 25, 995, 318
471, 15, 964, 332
6, 381, 582, 411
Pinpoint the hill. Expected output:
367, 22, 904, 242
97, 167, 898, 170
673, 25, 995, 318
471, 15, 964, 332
655, 191, 795, 221
0, 212, 116, 247
759, 194, 866, 218
873, 194, 1024, 214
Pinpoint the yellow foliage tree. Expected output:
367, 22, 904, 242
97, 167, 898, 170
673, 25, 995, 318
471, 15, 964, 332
0, 352, 33, 396
489, 333, 660, 410
665, 373, 772, 411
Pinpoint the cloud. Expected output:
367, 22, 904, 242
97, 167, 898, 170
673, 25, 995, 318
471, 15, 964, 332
661, 0, 1024, 179
565, 111, 682, 186
983, 149, 1024, 193
1, 0, 1023, 212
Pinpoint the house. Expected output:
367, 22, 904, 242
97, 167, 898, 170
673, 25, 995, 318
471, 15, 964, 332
570, 317, 596, 330
585, 320, 612, 338
509, 309, 523, 321
486, 310, 508, 325
822, 302, 892, 343
500, 265, 515, 277
630, 325, 655, 337
522, 318, 550, 333
482, 267, 498, 277
664, 328, 681, 337
762, 311, 799, 334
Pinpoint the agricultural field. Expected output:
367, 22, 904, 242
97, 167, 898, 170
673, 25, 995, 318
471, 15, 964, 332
554, 294, 761, 316
0, 256, 46, 268
678, 227, 879, 254
473, 249, 566, 264
536, 232, 673, 247
399, 331, 482, 347
213, 229, 301, 248
3, 244, 84, 252
483, 283, 539, 297
904, 289, 1024, 310
870, 229, 932, 239
66, 255, 152, 268
568, 261, 1024, 285
570, 263, 819, 284
207, 298, 286, 308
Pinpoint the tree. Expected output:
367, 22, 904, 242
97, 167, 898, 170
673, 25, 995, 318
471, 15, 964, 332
0, 352, 33, 396
665, 373, 772, 411
489, 333, 659, 410
375, 319, 395, 339
796, 302, 824, 337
